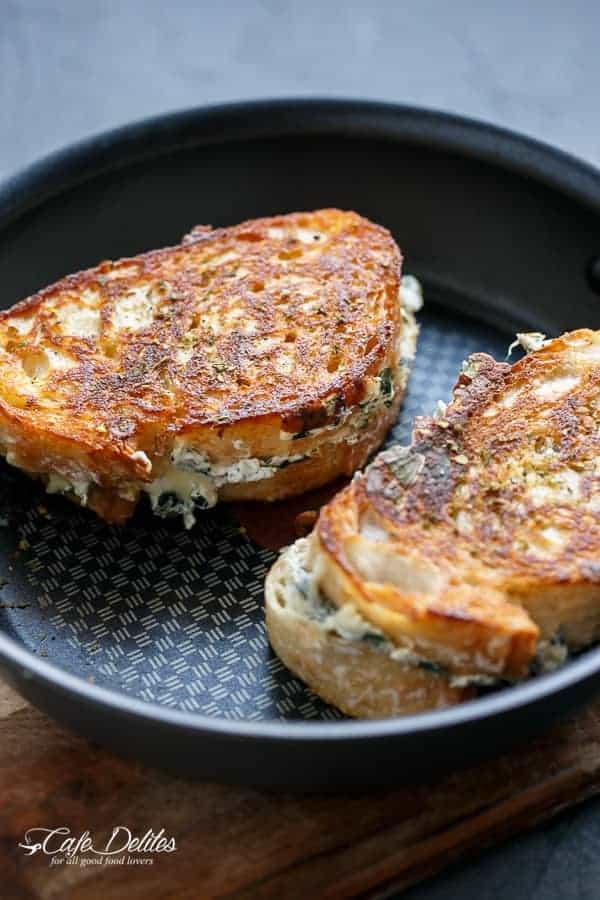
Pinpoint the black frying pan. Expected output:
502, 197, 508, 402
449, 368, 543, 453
0, 99, 599, 787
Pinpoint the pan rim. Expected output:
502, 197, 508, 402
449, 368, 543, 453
1, 96, 600, 742
1, 626, 600, 740
2, 96, 600, 225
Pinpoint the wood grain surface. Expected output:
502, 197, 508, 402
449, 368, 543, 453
1, 679, 600, 900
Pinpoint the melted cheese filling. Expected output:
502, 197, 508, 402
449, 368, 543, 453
144, 466, 217, 530
141, 448, 310, 528
171, 445, 305, 485
45, 473, 92, 505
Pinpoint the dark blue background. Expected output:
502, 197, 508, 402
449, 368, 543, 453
2, 3, 599, 897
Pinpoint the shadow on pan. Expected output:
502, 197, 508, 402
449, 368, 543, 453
0, 99, 600, 786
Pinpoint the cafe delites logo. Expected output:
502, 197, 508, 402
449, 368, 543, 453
18, 826, 177, 867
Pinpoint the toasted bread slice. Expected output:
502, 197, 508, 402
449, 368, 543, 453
266, 329, 600, 717
0, 210, 419, 527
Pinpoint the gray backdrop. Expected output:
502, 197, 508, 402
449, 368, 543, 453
1, 2, 600, 899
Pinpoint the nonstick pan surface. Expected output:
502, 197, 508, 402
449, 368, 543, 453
1, 99, 600, 786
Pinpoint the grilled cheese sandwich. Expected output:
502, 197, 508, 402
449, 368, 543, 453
266, 329, 600, 717
0, 210, 419, 526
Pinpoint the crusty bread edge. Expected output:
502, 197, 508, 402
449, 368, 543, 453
265, 542, 473, 719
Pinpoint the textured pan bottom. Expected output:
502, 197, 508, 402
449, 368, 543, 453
0, 292, 511, 721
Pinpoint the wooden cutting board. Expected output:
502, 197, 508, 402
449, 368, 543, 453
1, 679, 600, 900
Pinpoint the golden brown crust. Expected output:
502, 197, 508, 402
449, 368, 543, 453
314, 329, 600, 682
0, 209, 400, 445
0, 210, 411, 522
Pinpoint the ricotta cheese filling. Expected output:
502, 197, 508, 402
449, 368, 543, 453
141, 447, 310, 529
399, 274, 423, 314
45, 472, 92, 505
144, 466, 217, 530
507, 331, 549, 357
170, 444, 306, 485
